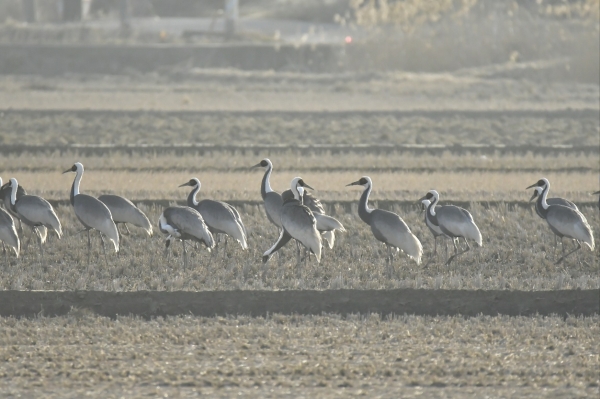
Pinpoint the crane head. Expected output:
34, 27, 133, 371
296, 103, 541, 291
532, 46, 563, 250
63, 162, 83, 174
346, 176, 371, 187
526, 178, 549, 190
251, 159, 272, 169
179, 178, 200, 188
417, 190, 438, 203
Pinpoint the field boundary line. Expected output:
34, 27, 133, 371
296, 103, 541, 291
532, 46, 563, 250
1, 109, 597, 118
1, 143, 598, 156
0, 289, 596, 318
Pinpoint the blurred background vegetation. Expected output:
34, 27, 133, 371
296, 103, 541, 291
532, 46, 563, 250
0, 0, 597, 82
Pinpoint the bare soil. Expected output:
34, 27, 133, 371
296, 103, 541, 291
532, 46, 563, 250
0, 289, 597, 319
0, 313, 597, 398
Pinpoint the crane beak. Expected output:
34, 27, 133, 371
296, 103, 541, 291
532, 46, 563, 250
593, 191, 600, 195
178, 182, 192, 188
528, 191, 538, 202
525, 183, 539, 189
416, 195, 428, 203
62, 168, 72, 174
302, 183, 314, 190
346, 181, 360, 187
251, 162, 262, 169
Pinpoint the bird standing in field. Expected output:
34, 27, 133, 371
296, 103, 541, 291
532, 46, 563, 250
252, 159, 284, 233
0, 177, 30, 237
0, 178, 19, 259
528, 186, 579, 258
158, 205, 215, 269
63, 162, 119, 265
6, 178, 61, 261
98, 194, 153, 238
526, 178, 594, 264
419, 197, 449, 265
347, 176, 422, 275
262, 177, 322, 271
418, 190, 482, 266
179, 178, 247, 258
281, 188, 345, 251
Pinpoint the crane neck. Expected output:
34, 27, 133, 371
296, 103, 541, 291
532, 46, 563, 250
70, 167, 83, 205
260, 164, 274, 199
428, 195, 439, 217
539, 183, 550, 210
10, 180, 18, 207
187, 184, 200, 207
426, 199, 439, 226
357, 184, 373, 224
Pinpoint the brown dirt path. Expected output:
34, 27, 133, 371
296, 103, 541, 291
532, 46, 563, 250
0, 289, 597, 319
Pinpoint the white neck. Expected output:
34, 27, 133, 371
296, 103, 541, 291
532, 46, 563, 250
296, 186, 304, 202
0, 177, 2, 187
364, 183, 373, 213
9, 179, 18, 206
540, 183, 549, 210
428, 193, 439, 216
192, 183, 200, 206
264, 163, 273, 193
73, 167, 83, 196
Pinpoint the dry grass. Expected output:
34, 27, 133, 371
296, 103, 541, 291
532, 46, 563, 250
1, 150, 597, 173
1, 196, 598, 292
0, 108, 597, 146
0, 313, 597, 397
0, 138, 598, 205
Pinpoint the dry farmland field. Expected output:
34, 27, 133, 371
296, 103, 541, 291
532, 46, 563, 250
0, 68, 598, 397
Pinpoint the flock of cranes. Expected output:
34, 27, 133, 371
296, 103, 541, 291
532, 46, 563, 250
0, 159, 597, 273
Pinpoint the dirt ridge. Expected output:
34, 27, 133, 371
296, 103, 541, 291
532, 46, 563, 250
1, 289, 597, 319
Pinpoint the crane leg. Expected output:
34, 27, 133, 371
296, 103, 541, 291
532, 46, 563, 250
34, 227, 44, 264
425, 237, 439, 268
163, 238, 171, 259
446, 238, 471, 266
99, 232, 109, 268
555, 241, 581, 265
182, 240, 188, 269
23, 230, 32, 252
87, 229, 92, 265
222, 236, 228, 260
385, 244, 394, 278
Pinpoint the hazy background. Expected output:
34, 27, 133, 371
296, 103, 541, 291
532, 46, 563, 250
0, 0, 598, 82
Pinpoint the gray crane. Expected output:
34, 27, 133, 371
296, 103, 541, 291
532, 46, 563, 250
98, 194, 153, 237
179, 178, 247, 258
528, 186, 578, 258
526, 178, 594, 264
281, 188, 345, 249
262, 177, 322, 268
6, 178, 62, 261
418, 190, 482, 266
63, 162, 119, 264
252, 158, 284, 231
158, 205, 215, 268
419, 198, 449, 264
347, 176, 422, 274
0, 178, 19, 260
1, 177, 30, 237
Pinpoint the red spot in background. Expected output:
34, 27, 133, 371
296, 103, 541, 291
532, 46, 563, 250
345, 36, 352, 44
